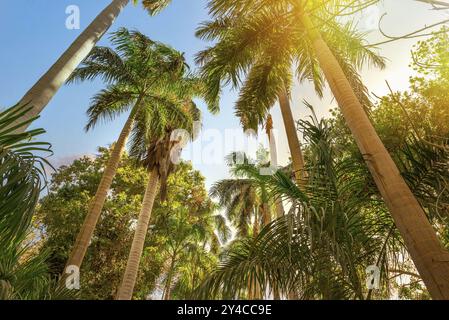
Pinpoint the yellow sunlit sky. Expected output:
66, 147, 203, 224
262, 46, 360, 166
269, 0, 449, 173
1, 0, 447, 189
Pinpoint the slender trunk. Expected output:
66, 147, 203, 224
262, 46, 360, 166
254, 277, 263, 300
249, 209, 264, 300
163, 255, 177, 300
64, 119, 132, 269
261, 203, 271, 300
288, 291, 299, 300
253, 210, 259, 237
116, 169, 160, 300
248, 267, 263, 300
14, 0, 130, 133
302, 12, 449, 299
261, 202, 271, 227
262, 188, 280, 300
65, 97, 142, 272
266, 114, 285, 218
273, 288, 281, 300
278, 88, 306, 186
247, 278, 253, 300
190, 241, 207, 296
247, 275, 261, 300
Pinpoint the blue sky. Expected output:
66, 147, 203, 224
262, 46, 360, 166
0, 0, 447, 189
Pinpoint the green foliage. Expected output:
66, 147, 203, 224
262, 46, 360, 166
4, 4, 449, 301
0, 104, 51, 248
141, 0, 172, 16
330, 29, 449, 230
412, 27, 449, 80
210, 152, 276, 238
195, 28, 449, 297
36, 148, 220, 299
197, 111, 406, 300
68, 28, 212, 134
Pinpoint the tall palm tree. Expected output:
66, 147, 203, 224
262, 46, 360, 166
64, 29, 208, 273
210, 153, 273, 238
116, 79, 203, 300
155, 207, 230, 300
201, 0, 449, 299
197, 112, 402, 300
13, 0, 174, 133
210, 153, 277, 300
195, 3, 381, 186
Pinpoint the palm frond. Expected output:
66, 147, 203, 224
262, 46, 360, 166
142, 0, 172, 16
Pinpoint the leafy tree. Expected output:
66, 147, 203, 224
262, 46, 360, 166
36, 147, 216, 300
37, 148, 148, 299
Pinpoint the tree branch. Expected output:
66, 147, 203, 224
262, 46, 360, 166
415, 0, 449, 10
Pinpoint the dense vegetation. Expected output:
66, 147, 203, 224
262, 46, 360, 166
1, 0, 449, 300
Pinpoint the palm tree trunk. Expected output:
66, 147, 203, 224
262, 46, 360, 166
261, 202, 271, 227
64, 115, 133, 270
249, 209, 264, 300
254, 276, 263, 300
116, 168, 160, 300
273, 288, 281, 300
163, 255, 177, 300
266, 114, 285, 218
189, 242, 206, 297
247, 276, 261, 300
301, 12, 449, 299
253, 210, 260, 237
65, 97, 142, 272
14, 0, 130, 133
278, 87, 306, 186
247, 278, 253, 300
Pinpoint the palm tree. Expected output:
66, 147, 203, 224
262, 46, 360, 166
64, 29, 207, 273
211, 153, 274, 238
211, 179, 258, 237
195, 3, 381, 186
210, 153, 279, 299
196, 111, 402, 299
199, 107, 449, 299
200, 0, 449, 299
155, 207, 230, 300
13, 0, 174, 133
115, 75, 203, 300
0, 104, 75, 300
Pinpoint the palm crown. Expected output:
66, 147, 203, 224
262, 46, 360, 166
195, 0, 385, 130
68, 28, 212, 132
128, 94, 201, 200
